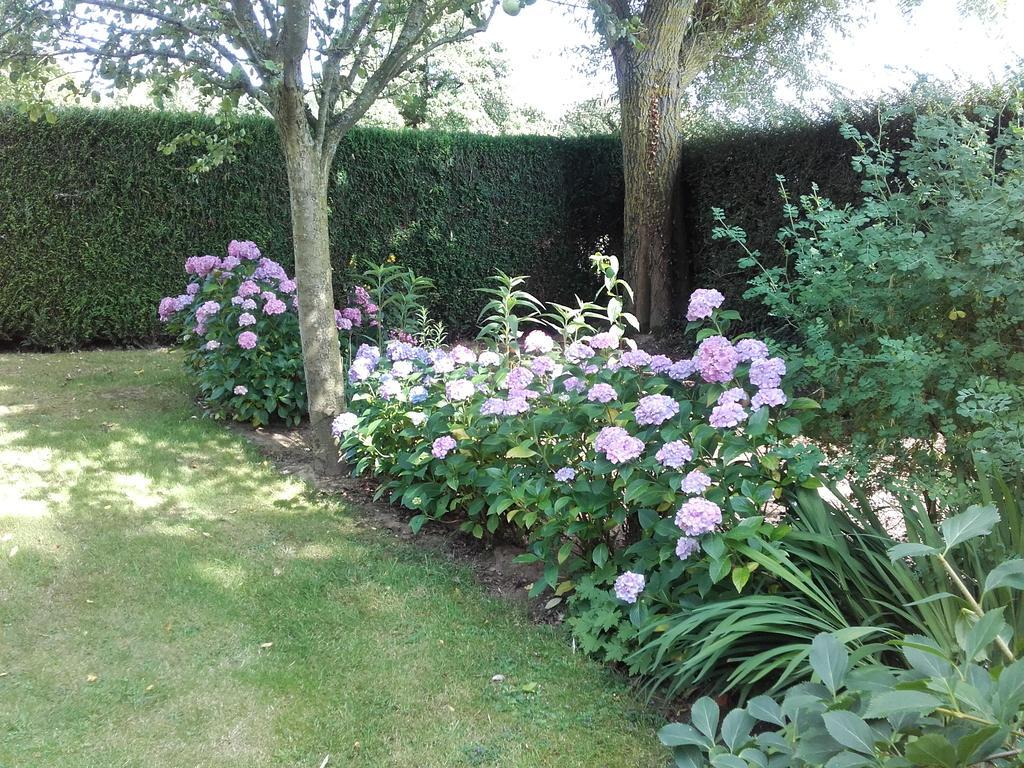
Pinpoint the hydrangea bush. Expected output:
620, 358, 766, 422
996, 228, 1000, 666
159, 240, 308, 426
337, 255, 825, 665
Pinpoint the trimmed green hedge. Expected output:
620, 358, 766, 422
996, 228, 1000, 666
0, 107, 622, 347
1, 105, 892, 348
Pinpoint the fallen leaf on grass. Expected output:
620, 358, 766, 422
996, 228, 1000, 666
259, 642, 273, 649
86, 674, 98, 683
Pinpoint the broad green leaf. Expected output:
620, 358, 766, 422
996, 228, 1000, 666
505, 444, 538, 459
746, 695, 785, 726
746, 406, 769, 436
904, 734, 956, 768
887, 543, 938, 561
591, 543, 609, 568
821, 711, 875, 755
658, 723, 710, 748
710, 755, 746, 768
672, 746, 706, 768
996, 658, 1024, 719
731, 565, 751, 593
691, 697, 720, 741
557, 541, 573, 564
940, 505, 999, 551
962, 607, 1006, 661
720, 709, 755, 751
862, 690, 941, 719
409, 514, 427, 534
902, 635, 954, 678
810, 633, 848, 696
738, 748, 768, 768
984, 559, 1024, 593
824, 752, 873, 768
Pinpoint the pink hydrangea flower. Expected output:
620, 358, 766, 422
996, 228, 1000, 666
656, 440, 692, 469
445, 379, 475, 402
718, 387, 747, 406
450, 345, 477, 365
587, 383, 617, 403
620, 349, 652, 369
681, 470, 713, 495
278, 278, 297, 294
504, 366, 535, 391
749, 357, 787, 389
331, 412, 358, 437
752, 387, 788, 409
227, 240, 261, 261
735, 338, 769, 362
263, 297, 287, 315
238, 313, 256, 327
587, 332, 619, 351
185, 255, 220, 277
431, 435, 457, 459
237, 331, 258, 350
634, 394, 680, 426
649, 354, 673, 374
613, 571, 645, 603
554, 467, 577, 482
204, 340, 221, 351
675, 498, 722, 536
709, 402, 747, 429
233, 385, 248, 395
675, 537, 701, 560
565, 341, 595, 363
686, 288, 725, 321
594, 426, 644, 464
695, 336, 739, 383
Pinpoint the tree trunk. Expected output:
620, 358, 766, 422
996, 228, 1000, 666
611, 0, 691, 332
277, 112, 346, 476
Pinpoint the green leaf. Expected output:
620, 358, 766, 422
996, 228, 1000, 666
731, 565, 751, 593
777, 416, 802, 436
810, 633, 848, 696
592, 543, 609, 568
904, 734, 956, 768
940, 505, 999, 551
824, 752, 872, 768
691, 697, 720, 741
984, 559, 1024, 593
746, 695, 784, 726
887, 542, 938, 561
672, 746, 706, 768
720, 709, 755, 751
505, 444, 538, 459
746, 405, 769, 436
659, 723, 711, 748
557, 541, 573, 565
962, 607, 1006, 661
862, 690, 941, 719
709, 756, 746, 768
996, 658, 1024, 718
821, 711, 875, 755
409, 514, 427, 534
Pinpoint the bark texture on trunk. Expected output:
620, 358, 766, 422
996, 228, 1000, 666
277, 90, 346, 475
611, 0, 692, 332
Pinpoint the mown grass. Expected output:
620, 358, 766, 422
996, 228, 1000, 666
0, 349, 664, 767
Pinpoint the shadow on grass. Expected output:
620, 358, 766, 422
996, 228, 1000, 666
0, 350, 663, 768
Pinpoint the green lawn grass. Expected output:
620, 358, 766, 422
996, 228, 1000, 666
0, 350, 664, 767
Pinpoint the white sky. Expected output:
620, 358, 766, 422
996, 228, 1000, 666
484, 0, 1024, 121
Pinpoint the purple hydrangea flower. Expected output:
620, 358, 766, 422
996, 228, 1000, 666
587, 332, 619, 351
477, 351, 501, 368
695, 336, 739, 384
185, 255, 220, 277
227, 240, 261, 261
204, 340, 221, 351
751, 388, 788, 409
278, 278, 297, 294
158, 297, 178, 322
431, 435, 457, 459
221, 255, 241, 271
620, 349, 652, 370
349, 359, 374, 383
613, 571, 645, 604
450, 345, 477, 365
524, 330, 554, 354
634, 394, 680, 426
675, 498, 722, 536
391, 360, 414, 378
504, 366, 535, 391
195, 300, 221, 325
379, 379, 402, 400
735, 338, 770, 362
554, 467, 577, 482
409, 385, 429, 404
445, 379, 476, 402
565, 341, 594, 363
231, 296, 244, 306
387, 340, 420, 362
341, 307, 363, 327
433, 355, 455, 375
238, 312, 256, 327
503, 395, 531, 415
356, 344, 381, 364
649, 355, 673, 374
480, 397, 506, 416
749, 357, 787, 389
718, 387, 748, 406
681, 470, 713, 495
675, 537, 701, 560
587, 383, 617, 403
237, 280, 260, 298
563, 376, 585, 393
186, 283, 200, 296
668, 359, 696, 381
709, 402, 747, 429
254, 258, 287, 281
686, 288, 725, 321
237, 331, 258, 350
331, 412, 358, 437
233, 384, 248, 395
594, 426, 644, 464
656, 440, 693, 469
530, 356, 556, 376
336, 312, 353, 331
241, 299, 257, 310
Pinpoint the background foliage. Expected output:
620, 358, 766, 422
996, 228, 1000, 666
0, 106, 621, 347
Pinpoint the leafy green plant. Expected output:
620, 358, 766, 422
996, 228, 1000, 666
659, 505, 1024, 768
475, 271, 545, 357
714, 97, 1024, 485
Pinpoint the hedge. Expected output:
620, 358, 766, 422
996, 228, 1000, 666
0, 107, 622, 348
1, 104, 892, 348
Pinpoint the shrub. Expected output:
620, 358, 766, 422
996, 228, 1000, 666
659, 503, 1024, 768
714, 99, 1024, 484
159, 240, 308, 426
337, 255, 824, 667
